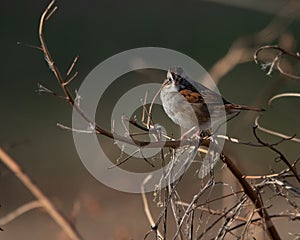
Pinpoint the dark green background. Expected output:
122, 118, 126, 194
1, 1, 299, 239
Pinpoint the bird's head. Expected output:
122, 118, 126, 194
163, 67, 185, 88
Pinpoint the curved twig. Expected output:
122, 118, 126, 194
0, 201, 43, 226
268, 92, 300, 106
255, 115, 300, 143
253, 126, 300, 183
254, 45, 300, 80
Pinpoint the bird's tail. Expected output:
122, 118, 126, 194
228, 104, 265, 112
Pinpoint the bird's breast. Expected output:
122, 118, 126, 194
160, 86, 199, 130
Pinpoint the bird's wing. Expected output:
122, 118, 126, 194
179, 89, 204, 103
180, 76, 226, 105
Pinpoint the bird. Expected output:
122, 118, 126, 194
160, 67, 264, 132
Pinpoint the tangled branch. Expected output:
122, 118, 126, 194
254, 45, 300, 80
3, 1, 298, 239
35, 1, 291, 240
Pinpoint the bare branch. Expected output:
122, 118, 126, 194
207, 4, 296, 85
255, 115, 300, 143
17, 41, 43, 51
254, 45, 300, 80
220, 152, 282, 240
65, 56, 79, 80
32, 1, 299, 239
268, 92, 300, 106
0, 148, 83, 240
252, 126, 300, 183
0, 201, 42, 226
141, 175, 163, 240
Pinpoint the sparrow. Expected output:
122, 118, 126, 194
160, 67, 264, 132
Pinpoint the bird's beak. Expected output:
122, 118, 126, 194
162, 79, 169, 86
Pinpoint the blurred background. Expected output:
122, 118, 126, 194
0, 0, 299, 239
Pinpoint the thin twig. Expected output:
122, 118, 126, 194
176, 200, 262, 227
146, 84, 164, 128
254, 45, 300, 80
268, 92, 300, 106
108, 149, 140, 169
0, 200, 43, 226
141, 175, 163, 240
255, 116, 300, 143
65, 56, 79, 81
229, 213, 300, 232
253, 126, 300, 183
240, 209, 257, 240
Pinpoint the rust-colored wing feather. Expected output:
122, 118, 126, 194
179, 89, 204, 103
